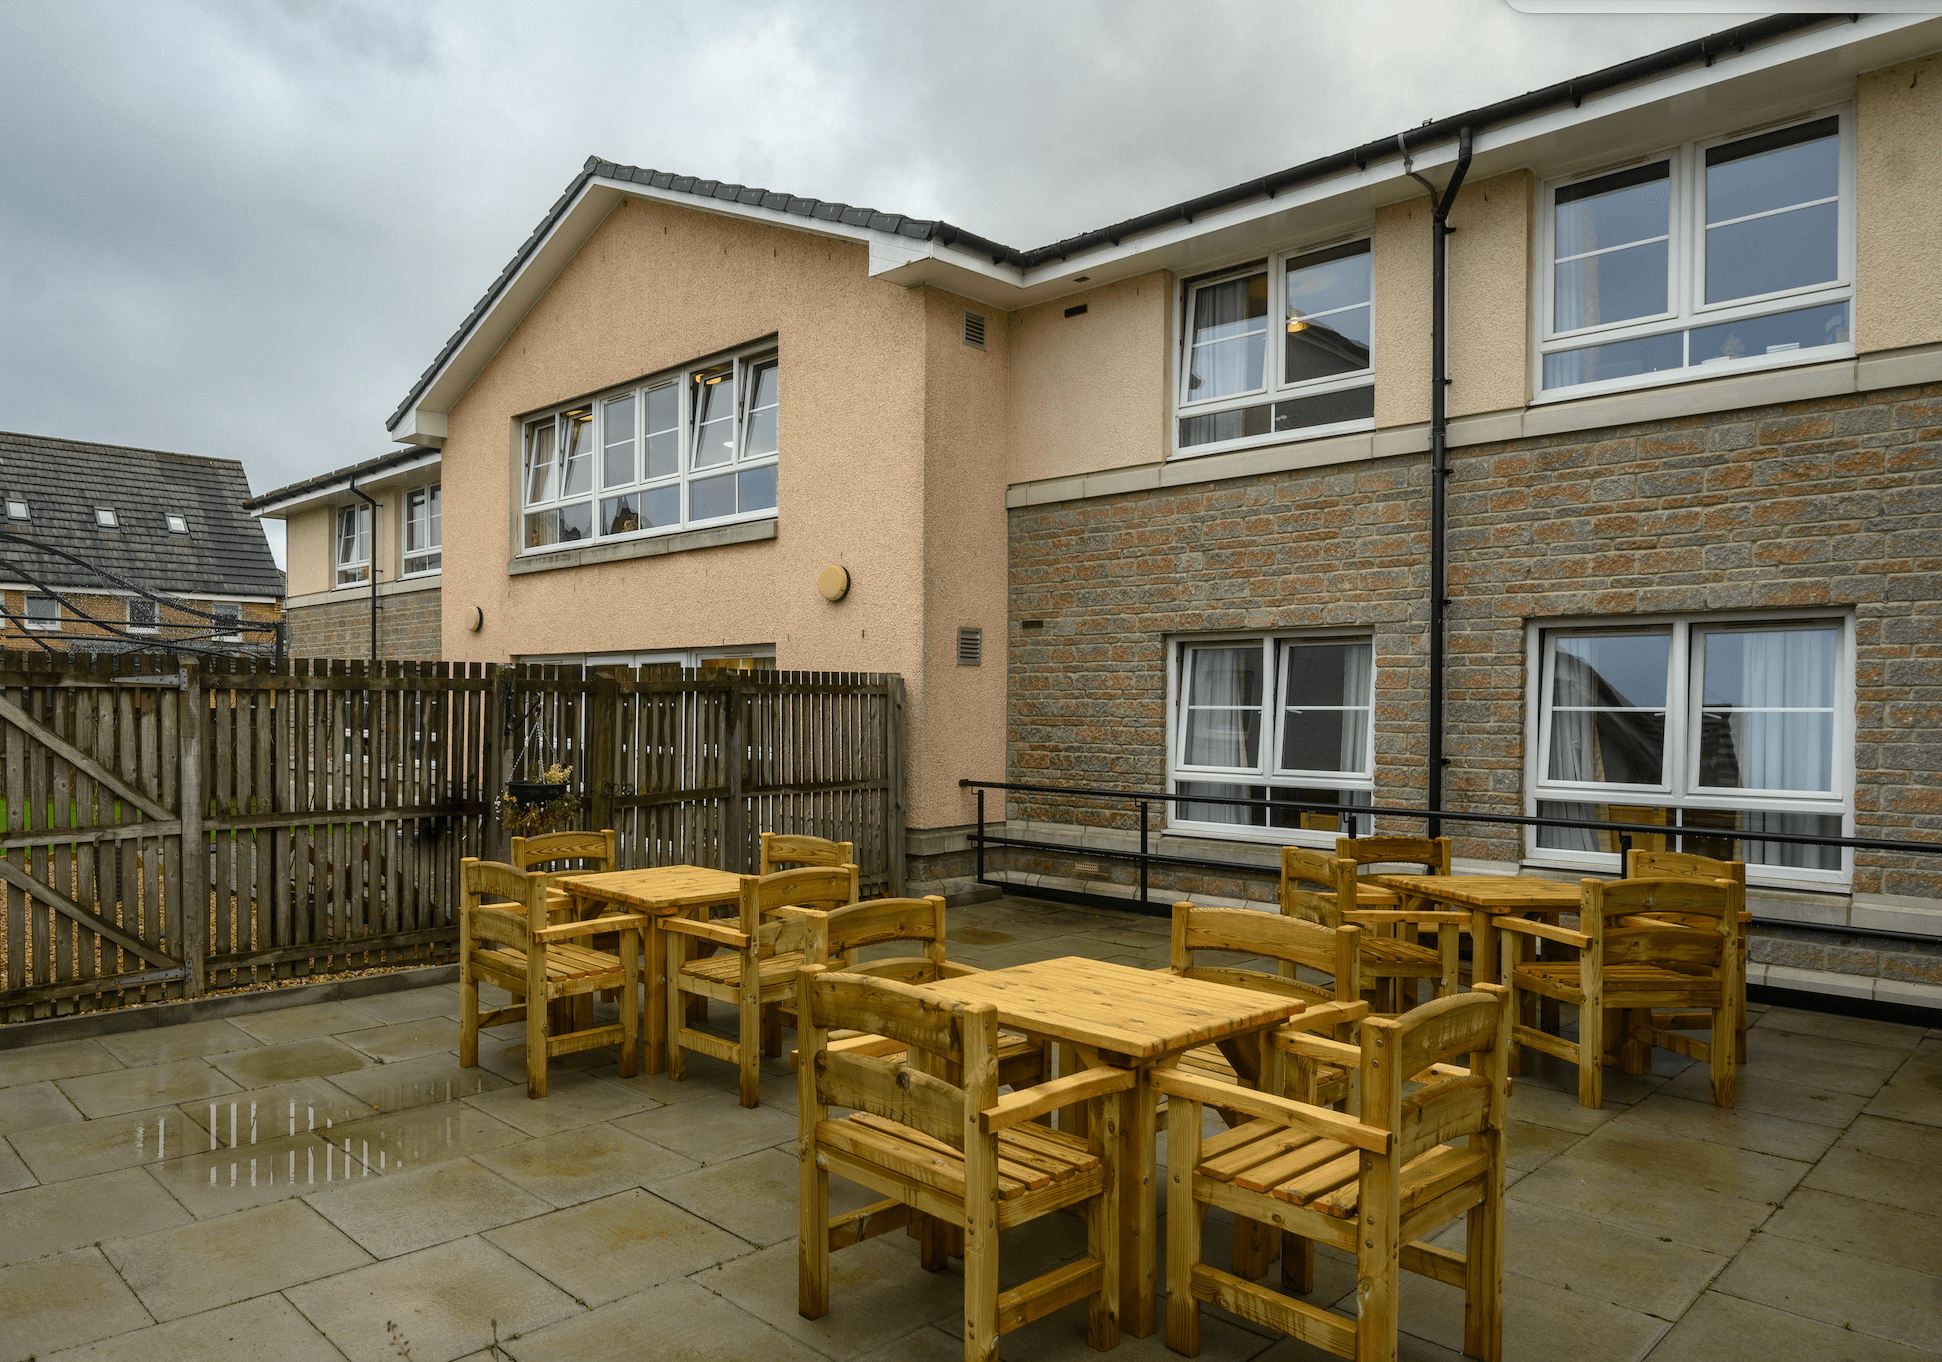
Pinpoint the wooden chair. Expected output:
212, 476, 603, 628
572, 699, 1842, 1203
510, 828, 618, 912
1333, 834, 1452, 904
1499, 876, 1742, 1110
1625, 849, 1752, 1063
1606, 807, 1669, 855
762, 831, 855, 873
1160, 984, 1512, 1362
457, 858, 647, 1099
665, 864, 858, 1107
804, 895, 1048, 1089
796, 967, 1132, 1359
1282, 847, 1463, 1012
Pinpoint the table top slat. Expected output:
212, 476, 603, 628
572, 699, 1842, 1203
1374, 874, 1583, 912
556, 865, 746, 912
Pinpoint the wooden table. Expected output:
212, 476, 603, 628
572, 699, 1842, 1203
556, 865, 746, 1076
922, 956, 1305, 1340
1373, 874, 1583, 986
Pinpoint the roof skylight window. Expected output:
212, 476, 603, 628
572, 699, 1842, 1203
5, 500, 27, 520
166, 514, 189, 534
95, 508, 119, 528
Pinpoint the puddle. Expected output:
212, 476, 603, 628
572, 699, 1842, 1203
948, 928, 1015, 945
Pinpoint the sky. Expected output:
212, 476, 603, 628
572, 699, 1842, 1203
0, 0, 1732, 570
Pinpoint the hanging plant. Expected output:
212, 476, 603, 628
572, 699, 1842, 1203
500, 762, 582, 838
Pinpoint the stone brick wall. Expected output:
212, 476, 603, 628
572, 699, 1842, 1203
285, 586, 441, 661
1007, 381, 1942, 905
0, 591, 281, 652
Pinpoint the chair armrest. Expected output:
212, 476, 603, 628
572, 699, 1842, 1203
979, 1066, 1136, 1134
1150, 1069, 1390, 1154
937, 961, 982, 978
1275, 1029, 1362, 1065
1282, 999, 1369, 1033
1342, 910, 1469, 925
1495, 917, 1589, 948
663, 916, 749, 948
533, 912, 651, 943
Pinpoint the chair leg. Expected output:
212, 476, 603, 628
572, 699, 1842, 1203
739, 965, 762, 1109
525, 963, 550, 1101
1464, 1184, 1504, 1361
618, 932, 640, 1080
762, 1004, 784, 1059
1711, 999, 1737, 1110
665, 934, 687, 1083
1280, 1231, 1315, 1294
798, 1133, 829, 1320
1090, 1095, 1120, 1352
1164, 1093, 1201, 1358
459, 961, 478, 1069
1231, 1215, 1275, 1280
1578, 997, 1603, 1110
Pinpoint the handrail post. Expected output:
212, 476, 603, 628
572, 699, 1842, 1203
1138, 799, 1150, 908
974, 787, 986, 885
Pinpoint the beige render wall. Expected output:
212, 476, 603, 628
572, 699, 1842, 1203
283, 505, 335, 597
1373, 170, 1533, 428
1007, 271, 1171, 483
1856, 53, 1942, 354
919, 286, 1011, 829
437, 197, 969, 822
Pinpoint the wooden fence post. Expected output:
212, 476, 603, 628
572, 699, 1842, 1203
724, 672, 747, 873
483, 663, 506, 860
887, 674, 907, 896
588, 668, 617, 834
177, 659, 206, 998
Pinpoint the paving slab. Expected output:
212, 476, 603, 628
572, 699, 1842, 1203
1760, 1185, 1942, 1275
324, 1097, 528, 1171
1735, 1026, 1909, 1096
334, 1015, 464, 1062
306, 1156, 552, 1258
339, 983, 459, 1025
0, 1165, 191, 1267
1838, 1111, 1942, 1166
104, 1196, 372, 1320
0, 1036, 122, 1089
1711, 1228, 1942, 1353
93, 1018, 261, 1068
697, 1232, 969, 1359
1658, 1064, 1869, 1127
468, 1031, 611, 1084
1507, 1155, 1774, 1256
484, 1186, 751, 1306
1862, 1076, 1942, 1127
1643, 1288, 1938, 1362
40, 1292, 347, 1362
0, 1077, 84, 1133
0, 1245, 152, 1359
503, 1275, 827, 1362
612, 1089, 798, 1164
1751, 1005, 1930, 1051
472, 1121, 698, 1206
1397, 1266, 1670, 1362
462, 1069, 658, 1136
325, 1049, 511, 1111
147, 1129, 351, 1218
1606, 1090, 1843, 1163
55, 1056, 239, 1117
207, 1035, 368, 1086
228, 999, 388, 1044
1561, 1123, 1812, 1205
1800, 1142, 1942, 1219
1504, 1118, 1583, 1171
0, 1137, 33, 1191
174, 1075, 377, 1134
287, 1235, 579, 1362
10, 1106, 187, 1183
650, 1146, 879, 1246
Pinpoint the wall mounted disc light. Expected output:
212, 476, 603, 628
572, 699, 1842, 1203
818, 564, 850, 602
469, 606, 484, 632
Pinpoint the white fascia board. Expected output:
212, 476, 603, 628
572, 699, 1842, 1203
249, 449, 443, 519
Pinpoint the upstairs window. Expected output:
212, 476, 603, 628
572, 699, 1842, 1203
1178, 240, 1374, 457
403, 486, 441, 575
127, 598, 158, 632
24, 595, 60, 631
1541, 111, 1851, 396
212, 603, 243, 643
522, 344, 778, 553
335, 504, 371, 586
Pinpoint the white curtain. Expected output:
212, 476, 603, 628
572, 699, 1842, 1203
1189, 277, 1264, 400
1726, 629, 1836, 868
1339, 643, 1372, 773
1544, 650, 1601, 851
1183, 648, 1259, 769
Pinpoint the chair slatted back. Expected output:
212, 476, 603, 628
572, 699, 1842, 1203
818, 896, 947, 978
1335, 835, 1451, 876
460, 858, 550, 946
510, 828, 617, 876
1171, 901, 1361, 1006
1279, 847, 1354, 928
1625, 848, 1746, 884
741, 865, 861, 943
761, 832, 856, 874
1361, 983, 1511, 1163
1585, 877, 1740, 971
798, 969, 996, 1150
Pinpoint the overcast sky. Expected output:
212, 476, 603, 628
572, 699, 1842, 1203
0, 0, 1731, 568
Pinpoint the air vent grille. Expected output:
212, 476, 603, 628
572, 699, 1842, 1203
962, 310, 987, 349
956, 626, 983, 666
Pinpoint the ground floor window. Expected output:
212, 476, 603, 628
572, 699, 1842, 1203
1528, 612, 1851, 885
520, 645, 776, 672
1168, 633, 1375, 841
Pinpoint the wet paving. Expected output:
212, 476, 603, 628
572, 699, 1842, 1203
0, 894, 1937, 1361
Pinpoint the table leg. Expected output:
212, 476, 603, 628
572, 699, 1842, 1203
1121, 1066, 1159, 1338
643, 914, 667, 1076
1470, 910, 1497, 987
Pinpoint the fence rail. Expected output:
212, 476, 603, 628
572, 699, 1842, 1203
0, 651, 904, 1021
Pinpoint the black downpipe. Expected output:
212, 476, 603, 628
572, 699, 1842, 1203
348, 476, 380, 664
1427, 128, 1473, 838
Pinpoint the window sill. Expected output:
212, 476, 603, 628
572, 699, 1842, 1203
507, 516, 776, 576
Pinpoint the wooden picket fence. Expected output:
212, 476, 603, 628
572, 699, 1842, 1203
0, 651, 906, 1021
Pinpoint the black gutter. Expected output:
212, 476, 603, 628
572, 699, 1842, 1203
245, 445, 439, 512
1427, 129, 1472, 835
348, 475, 380, 664
1003, 14, 1838, 270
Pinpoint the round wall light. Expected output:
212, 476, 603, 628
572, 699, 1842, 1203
818, 564, 851, 602
469, 606, 484, 632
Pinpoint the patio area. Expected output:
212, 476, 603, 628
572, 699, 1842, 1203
1, 893, 1938, 1362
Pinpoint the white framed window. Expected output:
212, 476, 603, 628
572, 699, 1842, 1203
211, 603, 243, 644
1167, 633, 1376, 841
1528, 612, 1852, 887
334, 505, 371, 586
94, 508, 118, 528
23, 595, 61, 631
165, 514, 189, 534
127, 598, 159, 633
521, 344, 779, 554
523, 645, 777, 671
403, 485, 441, 575
1538, 110, 1852, 400
5, 499, 27, 521
1175, 238, 1374, 459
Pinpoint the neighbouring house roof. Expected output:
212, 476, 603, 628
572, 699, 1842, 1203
243, 445, 441, 517
0, 430, 285, 599
386, 12, 1930, 443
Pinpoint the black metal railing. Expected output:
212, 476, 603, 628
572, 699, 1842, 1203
958, 778, 1942, 925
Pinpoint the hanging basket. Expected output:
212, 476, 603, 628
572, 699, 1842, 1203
506, 781, 568, 807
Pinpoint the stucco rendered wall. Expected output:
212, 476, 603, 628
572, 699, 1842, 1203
439, 197, 984, 828
1856, 53, 1942, 355
1006, 272, 1171, 484
283, 506, 334, 598
1373, 171, 1533, 428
